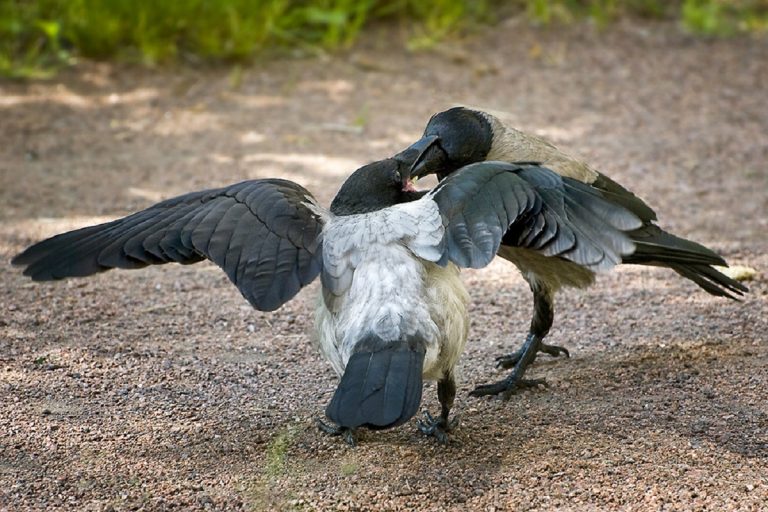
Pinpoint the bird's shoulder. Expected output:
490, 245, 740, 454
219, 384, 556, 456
322, 199, 443, 256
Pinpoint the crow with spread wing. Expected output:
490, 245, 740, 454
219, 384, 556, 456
397, 107, 747, 398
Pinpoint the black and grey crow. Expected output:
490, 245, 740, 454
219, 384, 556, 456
397, 106, 748, 398
12, 155, 644, 443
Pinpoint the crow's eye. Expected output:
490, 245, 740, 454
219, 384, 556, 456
394, 170, 402, 182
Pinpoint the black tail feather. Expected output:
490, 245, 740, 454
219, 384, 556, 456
326, 340, 425, 431
669, 263, 748, 300
623, 224, 747, 299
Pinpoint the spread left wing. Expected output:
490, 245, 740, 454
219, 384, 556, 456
12, 179, 325, 312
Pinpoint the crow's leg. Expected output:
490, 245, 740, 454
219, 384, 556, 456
316, 419, 357, 446
470, 332, 547, 398
496, 279, 568, 368
471, 281, 564, 398
418, 373, 459, 444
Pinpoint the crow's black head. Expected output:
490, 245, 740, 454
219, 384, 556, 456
395, 107, 493, 181
330, 158, 424, 216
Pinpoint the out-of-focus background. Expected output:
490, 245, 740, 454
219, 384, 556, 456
1, 1, 767, 510
2, 0, 768, 77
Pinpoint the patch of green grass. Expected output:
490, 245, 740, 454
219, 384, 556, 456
239, 424, 302, 511
352, 103, 370, 129
1, 1, 766, 78
683, 0, 730, 34
681, 0, 768, 35
406, 0, 493, 49
340, 460, 359, 476
0, 0, 494, 77
264, 425, 299, 477
523, 0, 768, 33
0, 1, 70, 78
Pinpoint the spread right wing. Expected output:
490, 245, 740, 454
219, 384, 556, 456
428, 161, 643, 272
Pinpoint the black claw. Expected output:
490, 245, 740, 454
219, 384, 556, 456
469, 382, 507, 398
469, 378, 548, 399
540, 343, 570, 359
495, 351, 522, 369
495, 343, 570, 370
482, 284, 562, 397
316, 418, 357, 446
417, 411, 459, 444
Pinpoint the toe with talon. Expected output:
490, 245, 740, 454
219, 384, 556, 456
417, 411, 459, 444
495, 343, 570, 370
316, 418, 357, 446
470, 377, 548, 398
495, 351, 523, 369
539, 343, 569, 359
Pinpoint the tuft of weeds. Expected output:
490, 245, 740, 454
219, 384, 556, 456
523, 0, 768, 33
264, 424, 299, 478
352, 103, 370, 129
340, 460, 359, 476
239, 424, 302, 510
0, 0, 496, 77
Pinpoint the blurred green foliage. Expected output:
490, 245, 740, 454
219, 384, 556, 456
0, 0, 766, 78
523, 0, 768, 30
681, 0, 768, 35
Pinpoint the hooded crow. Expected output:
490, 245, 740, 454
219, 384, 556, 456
397, 106, 748, 398
12, 155, 643, 443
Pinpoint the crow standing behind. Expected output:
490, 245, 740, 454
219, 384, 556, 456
398, 107, 747, 398
12, 153, 645, 444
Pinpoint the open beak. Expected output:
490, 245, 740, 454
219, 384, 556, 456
402, 176, 418, 193
394, 135, 444, 179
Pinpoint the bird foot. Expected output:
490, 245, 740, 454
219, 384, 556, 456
469, 377, 548, 399
316, 418, 357, 446
495, 343, 570, 369
417, 411, 459, 444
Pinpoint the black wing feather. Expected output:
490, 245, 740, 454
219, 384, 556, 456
12, 179, 324, 312
431, 162, 642, 270
432, 161, 746, 299
590, 174, 746, 298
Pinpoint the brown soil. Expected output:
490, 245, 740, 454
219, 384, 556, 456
1, 21, 767, 511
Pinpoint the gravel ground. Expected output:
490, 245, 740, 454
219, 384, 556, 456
1, 20, 767, 511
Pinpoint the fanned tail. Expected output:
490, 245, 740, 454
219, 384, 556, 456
326, 335, 426, 431
623, 224, 747, 299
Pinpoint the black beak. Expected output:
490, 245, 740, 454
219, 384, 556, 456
394, 135, 445, 179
